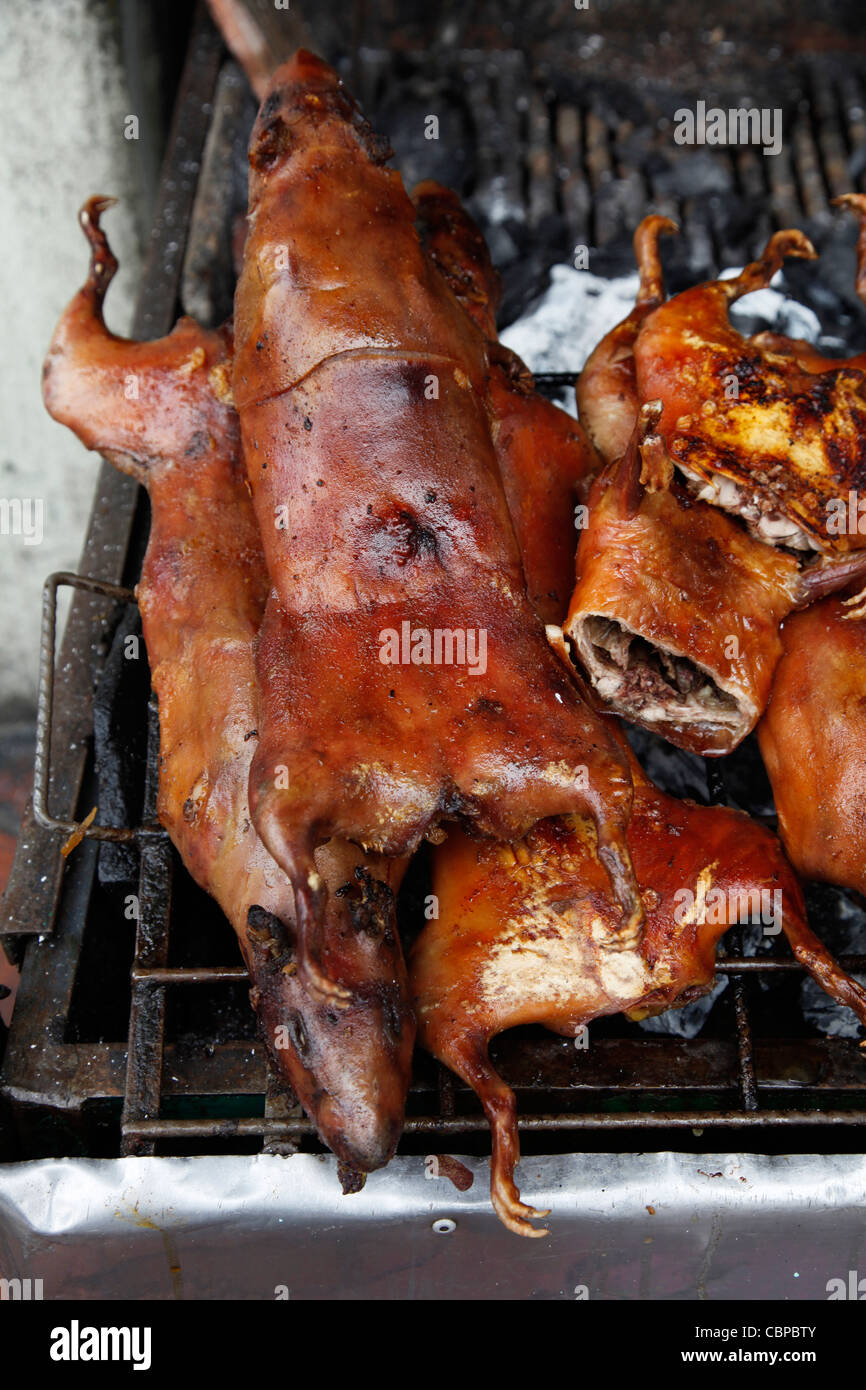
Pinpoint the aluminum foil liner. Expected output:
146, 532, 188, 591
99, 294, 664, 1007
1, 1152, 865, 1300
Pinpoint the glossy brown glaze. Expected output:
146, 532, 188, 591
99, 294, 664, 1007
758, 590, 866, 896
411, 179, 502, 341
634, 226, 866, 553
564, 225, 866, 752
412, 180, 602, 625
414, 203, 866, 1232
232, 53, 644, 1001
42, 199, 415, 1173
412, 731, 866, 1236
565, 406, 803, 753
485, 363, 601, 626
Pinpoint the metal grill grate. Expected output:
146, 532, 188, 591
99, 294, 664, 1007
2, 9, 866, 1164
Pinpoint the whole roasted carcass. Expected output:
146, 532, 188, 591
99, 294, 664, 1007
566, 403, 807, 754
231, 52, 645, 1005
751, 202, 866, 887
412, 724, 866, 1236
42, 199, 415, 1173
409, 223, 866, 1231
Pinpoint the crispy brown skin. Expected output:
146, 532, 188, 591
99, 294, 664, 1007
485, 363, 600, 626
634, 227, 866, 553
411, 180, 502, 341
232, 53, 644, 1001
565, 408, 804, 753
564, 222, 866, 751
412, 732, 866, 1236
414, 242, 866, 1230
758, 592, 866, 895
42, 199, 415, 1173
412, 180, 602, 626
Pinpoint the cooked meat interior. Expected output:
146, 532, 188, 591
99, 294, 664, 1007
576, 616, 741, 727
676, 463, 821, 551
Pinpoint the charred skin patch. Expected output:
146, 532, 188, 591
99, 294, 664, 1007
795, 369, 847, 423
415, 195, 499, 305
725, 353, 772, 399
472, 696, 505, 717
336, 867, 396, 944
708, 354, 847, 420
391, 509, 439, 561
250, 85, 393, 172
286, 1009, 311, 1061
184, 429, 210, 459
365, 504, 441, 570
246, 904, 296, 975
440, 786, 484, 821
671, 353, 866, 548
337, 1162, 367, 1195
825, 431, 866, 493
250, 115, 294, 172
378, 983, 406, 1045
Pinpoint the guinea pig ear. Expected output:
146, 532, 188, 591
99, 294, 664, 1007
721, 227, 816, 304
633, 214, 678, 308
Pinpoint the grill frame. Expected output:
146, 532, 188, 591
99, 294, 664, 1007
3, 5, 866, 1166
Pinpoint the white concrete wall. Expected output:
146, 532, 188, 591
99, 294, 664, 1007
0, 0, 150, 715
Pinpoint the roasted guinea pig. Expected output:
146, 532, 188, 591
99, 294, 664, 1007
564, 223, 866, 754
412, 178, 602, 626
411, 732, 866, 1237
232, 51, 645, 1004
633, 221, 866, 555
758, 587, 866, 896
42, 198, 415, 1174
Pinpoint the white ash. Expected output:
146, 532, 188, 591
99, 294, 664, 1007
500, 265, 642, 387
499, 262, 825, 419
721, 266, 823, 342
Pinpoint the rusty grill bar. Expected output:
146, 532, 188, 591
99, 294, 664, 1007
2, 7, 866, 1165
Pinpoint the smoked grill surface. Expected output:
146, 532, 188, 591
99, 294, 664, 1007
2, 3, 866, 1164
